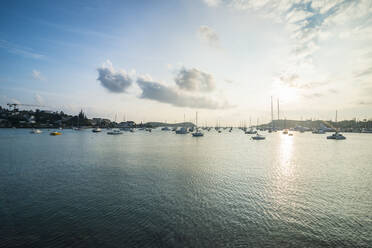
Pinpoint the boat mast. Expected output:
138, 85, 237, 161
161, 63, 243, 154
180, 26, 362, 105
271, 96, 274, 129
196, 112, 198, 129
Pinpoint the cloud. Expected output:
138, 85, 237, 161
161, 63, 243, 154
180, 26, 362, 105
175, 67, 215, 92
97, 60, 133, 93
203, 0, 221, 7
354, 67, 372, 78
198, 25, 220, 47
32, 70, 45, 80
0, 39, 45, 60
34, 93, 44, 105
0, 95, 20, 105
137, 77, 230, 109
303, 92, 323, 99
357, 100, 372, 105
279, 73, 328, 89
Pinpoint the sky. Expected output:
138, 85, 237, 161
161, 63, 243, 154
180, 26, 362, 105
0, 0, 371, 125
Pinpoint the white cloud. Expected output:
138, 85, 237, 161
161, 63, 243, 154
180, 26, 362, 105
175, 67, 215, 92
32, 70, 45, 80
34, 93, 44, 105
198, 25, 220, 48
203, 0, 221, 7
0, 39, 45, 60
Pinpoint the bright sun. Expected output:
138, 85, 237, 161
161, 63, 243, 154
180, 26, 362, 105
277, 86, 298, 102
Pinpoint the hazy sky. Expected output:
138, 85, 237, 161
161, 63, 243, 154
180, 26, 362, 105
1, 0, 371, 124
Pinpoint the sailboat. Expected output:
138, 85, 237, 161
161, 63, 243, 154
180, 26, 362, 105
245, 117, 257, 134
192, 112, 204, 137
252, 118, 265, 140
176, 114, 188, 134
327, 110, 346, 140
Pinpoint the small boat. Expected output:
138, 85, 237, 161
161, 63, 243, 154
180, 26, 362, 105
245, 129, 257, 134
192, 131, 204, 137
312, 129, 325, 134
107, 129, 123, 135
161, 127, 171, 131
327, 132, 346, 140
288, 133, 293, 136
50, 131, 62, 136
146, 128, 152, 132
176, 127, 188, 134
283, 129, 289, 134
130, 128, 135, 132
252, 133, 265, 140
92, 128, 102, 133
31, 129, 42, 134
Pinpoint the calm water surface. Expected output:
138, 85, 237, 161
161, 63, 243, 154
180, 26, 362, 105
0, 128, 371, 247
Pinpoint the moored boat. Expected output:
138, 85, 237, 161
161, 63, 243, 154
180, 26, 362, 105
50, 131, 62, 136
107, 129, 123, 135
31, 129, 42, 134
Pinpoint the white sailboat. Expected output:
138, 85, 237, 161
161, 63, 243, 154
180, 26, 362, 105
327, 110, 346, 140
30, 128, 42, 134
192, 112, 204, 137
176, 114, 188, 134
107, 129, 122, 135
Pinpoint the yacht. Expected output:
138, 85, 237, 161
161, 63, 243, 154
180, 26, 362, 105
107, 129, 123, 135
192, 112, 204, 137
252, 133, 265, 140
31, 128, 42, 134
327, 132, 346, 140
92, 127, 102, 132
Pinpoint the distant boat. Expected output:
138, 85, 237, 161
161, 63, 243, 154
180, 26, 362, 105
288, 133, 293, 136
312, 129, 325, 134
327, 110, 346, 140
192, 112, 204, 137
50, 131, 62, 136
92, 127, 102, 133
252, 133, 265, 140
245, 128, 257, 134
161, 127, 171, 131
130, 128, 135, 132
107, 129, 123, 135
283, 129, 289, 135
31, 129, 42, 134
176, 127, 188, 134
327, 132, 346, 140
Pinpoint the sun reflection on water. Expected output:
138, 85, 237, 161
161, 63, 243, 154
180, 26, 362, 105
279, 133, 294, 177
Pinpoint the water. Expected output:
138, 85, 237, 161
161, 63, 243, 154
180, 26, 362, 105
0, 128, 371, 247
